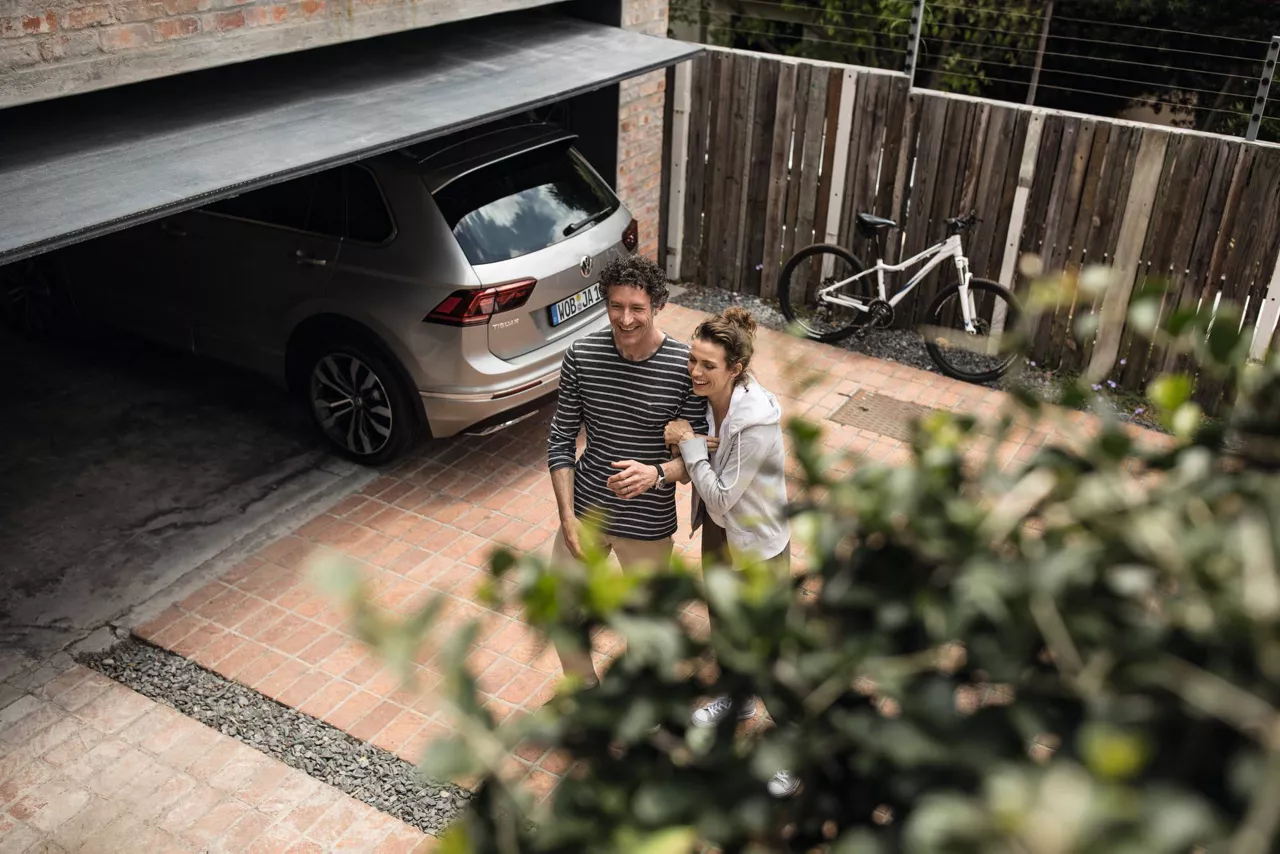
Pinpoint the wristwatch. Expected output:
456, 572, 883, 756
654, 464, 668, 489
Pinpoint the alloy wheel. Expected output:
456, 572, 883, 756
309, 353, 395, 457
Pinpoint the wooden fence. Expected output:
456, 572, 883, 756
663, 48, 1280, 413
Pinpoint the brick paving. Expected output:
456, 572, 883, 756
0, 649, 434, 853
124, 304, 1173, 807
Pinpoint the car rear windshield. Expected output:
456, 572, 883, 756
432, 141, 619, 266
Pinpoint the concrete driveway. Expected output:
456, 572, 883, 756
0, 324, 371, 655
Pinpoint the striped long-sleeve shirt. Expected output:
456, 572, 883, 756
548, 329, 708, 541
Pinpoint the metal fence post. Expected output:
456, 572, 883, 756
904, 0, 924, 89
1247, 36, 1279, 142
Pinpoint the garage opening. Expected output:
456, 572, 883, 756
0, 8, 698, 264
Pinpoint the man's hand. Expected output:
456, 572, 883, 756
607, 460, 659, 499
560, 514, 585, 560
664, 419, 697, 446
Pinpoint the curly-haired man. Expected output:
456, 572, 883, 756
546, 254, 708, 686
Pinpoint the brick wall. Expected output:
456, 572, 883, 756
617, 0, 669, 262
0, 0, 561, 108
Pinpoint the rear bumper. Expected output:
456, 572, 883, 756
419, 368, 560, 438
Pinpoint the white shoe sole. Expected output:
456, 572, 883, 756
690, 700, 757, 729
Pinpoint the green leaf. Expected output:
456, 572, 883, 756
1148, 374, 1192, 412
703, 567, 743, 621
1206, 308, 1244, 363
1080, 724, 1149, 781
1097, 426, 1132, 461
420, 738, 481, 783
1171, 402, 1203, 439
309, 557, 363, 601
1129, 296, 1162, 337
1164, 307, 1199, 337
831, 828, 887, 854
437, 825, 475, 854
489, 548, 516, 577
610, 614, 684, 671
620, 826, 699, 854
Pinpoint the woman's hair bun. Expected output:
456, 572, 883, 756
720, 306, 758, 338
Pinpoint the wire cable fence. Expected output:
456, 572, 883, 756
669, 0, 1279, 141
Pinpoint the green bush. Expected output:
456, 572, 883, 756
320, 268, 1280, 853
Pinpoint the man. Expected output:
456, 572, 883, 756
546, 254, 707, 686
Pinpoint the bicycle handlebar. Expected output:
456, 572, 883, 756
945, 210, 980, 234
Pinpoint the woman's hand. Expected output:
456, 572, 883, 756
664, 419, 696, 446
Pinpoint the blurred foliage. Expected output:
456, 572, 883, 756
319, 265, 1280, 853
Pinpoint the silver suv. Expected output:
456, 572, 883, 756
28, 121, 632, 463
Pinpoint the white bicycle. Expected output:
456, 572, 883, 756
778, 210, 1025, 384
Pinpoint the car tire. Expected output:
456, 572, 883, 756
304, 340, 420, 465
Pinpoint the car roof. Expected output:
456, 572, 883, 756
403, 119, 578, 192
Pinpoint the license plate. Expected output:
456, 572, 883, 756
549, 283, 603, 327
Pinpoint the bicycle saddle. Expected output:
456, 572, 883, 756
855, 213, 898, 234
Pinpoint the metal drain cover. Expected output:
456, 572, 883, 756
828, 390, 937, 442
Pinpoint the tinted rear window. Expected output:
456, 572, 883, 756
433, 142, 618, 266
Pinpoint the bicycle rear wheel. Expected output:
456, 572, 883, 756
922, 278, 1025, 383
777, 244, 872, 343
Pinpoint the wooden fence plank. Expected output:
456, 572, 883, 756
1088, 129, 1168, 381
720, 54, 757, 292
915, 98, 975, 324
900, 94, 947, 275
812, 67, 844, 256
840, 71, 874, 255
1191, 145, 1253, 411
1043, 120, 1100, 370
1052, 122, 1110, 372
792, 66, 830, 268
887, 91, 922, 265
678, 53, 711, 283
1080, 126, 1144, 372
825, 68, 858, 249
1117, 134, 1194, 389
698, 52, 732, 284
1018, 114, 1064, 267
759, 60, 797, 300
963, 105, 1006, 281
1143, 137, 1216, 378
665, 61, 692, 280
988, 110, 1032, 286
876, 77, 912, 263
780, 62, 815, 266
741, 58, 780, 296
1241, 149, 1280, 337
1026, 116, 1076, 361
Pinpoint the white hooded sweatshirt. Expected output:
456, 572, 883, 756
679, 380, 790, 562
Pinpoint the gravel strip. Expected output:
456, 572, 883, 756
671, 283, 1167, 434
80, 639, 469, 835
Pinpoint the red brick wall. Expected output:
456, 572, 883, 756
618, 0, 670, 262
0, 0, 561, 108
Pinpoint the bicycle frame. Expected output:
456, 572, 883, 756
818, 233, 979, 331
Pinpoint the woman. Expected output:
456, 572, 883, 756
664, 307, 796, 797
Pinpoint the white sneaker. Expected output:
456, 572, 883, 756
767, 769, 800, 797
690, 695, 757, 728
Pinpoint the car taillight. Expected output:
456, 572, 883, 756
425, 278, 536, 326
622, 218, 639, 252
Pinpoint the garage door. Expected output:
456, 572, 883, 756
0, 10, 699, 265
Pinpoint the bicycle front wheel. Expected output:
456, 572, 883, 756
777, 244, 872, 343
922, 278, 1025, 383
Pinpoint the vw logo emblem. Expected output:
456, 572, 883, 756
579, 255, 593, 278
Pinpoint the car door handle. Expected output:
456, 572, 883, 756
294, 250, 327, 267
160, 222, 187, 237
